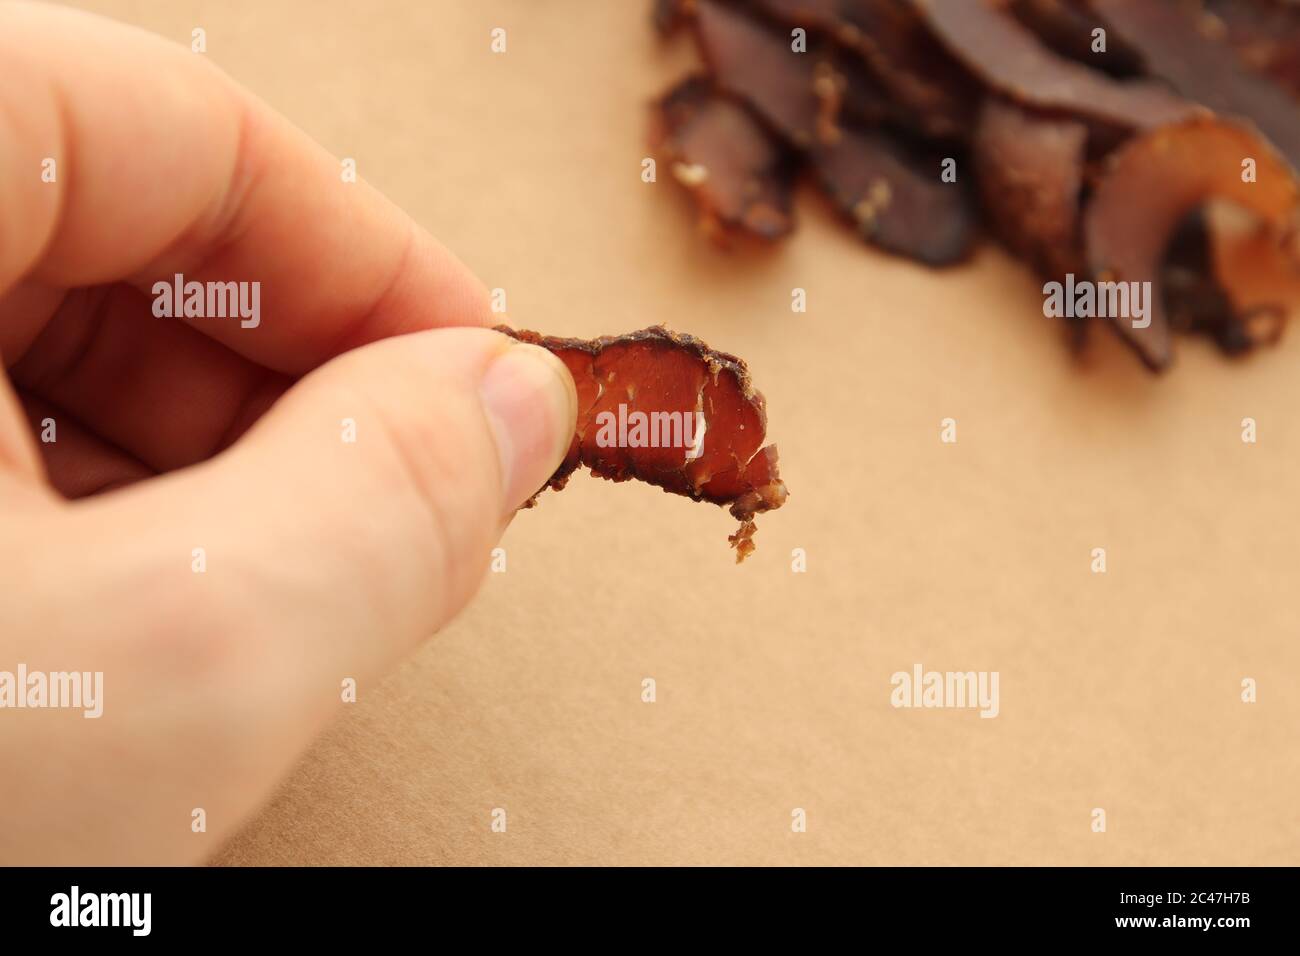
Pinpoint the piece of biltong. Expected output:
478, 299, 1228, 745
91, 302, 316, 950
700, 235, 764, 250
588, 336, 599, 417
754, 0, 978, 140
1083, 117, 1300, 369
972, 96, 1088, 279
1204, 0, 1300, 100
1162, 209, 1287, 357
692, 0, 843, 146
496, 325, 789, 562
652, 75, 799, 242
653, 0, 691, 35
673, 1, 894, 142
914, 0, 1197, 132
810, 125, 976, 264
1087, 0, 1300, 170
1007, 0, 1143, 77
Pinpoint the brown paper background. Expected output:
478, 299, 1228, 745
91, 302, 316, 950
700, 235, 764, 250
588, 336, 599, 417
62, 0, 1300, 865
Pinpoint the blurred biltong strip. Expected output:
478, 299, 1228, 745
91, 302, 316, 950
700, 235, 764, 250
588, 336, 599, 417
649, 0, 1300, 372
654, 75, 799, 241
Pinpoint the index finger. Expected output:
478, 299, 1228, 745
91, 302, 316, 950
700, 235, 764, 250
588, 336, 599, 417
0, 1, 491, 375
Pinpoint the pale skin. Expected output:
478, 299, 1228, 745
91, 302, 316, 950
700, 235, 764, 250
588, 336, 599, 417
0, 2, 577, 863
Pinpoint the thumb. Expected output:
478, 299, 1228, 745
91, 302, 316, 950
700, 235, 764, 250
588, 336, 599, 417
0, 326, 575, 864
66, 326, 576, 682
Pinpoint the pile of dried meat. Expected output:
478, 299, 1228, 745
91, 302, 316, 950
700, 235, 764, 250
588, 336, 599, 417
652, 0, 1300, 370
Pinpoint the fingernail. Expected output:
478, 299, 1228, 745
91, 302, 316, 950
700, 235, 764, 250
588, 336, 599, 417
479, 343, 577, 512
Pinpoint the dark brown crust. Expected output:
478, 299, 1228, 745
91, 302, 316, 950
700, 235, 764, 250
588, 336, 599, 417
496, 324, 788, 562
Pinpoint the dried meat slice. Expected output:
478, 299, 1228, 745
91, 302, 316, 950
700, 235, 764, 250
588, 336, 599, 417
1083, 117, 1300, 369
1200, 201, 1299, 352
1204, 0, 1300, 100
1162, 208, 1289, 357
810, 125, 976, 265
913, 0, 1198, 132
1007, 0, 1143, 77
754, 0, 978, 140
692, 0, 843, 147
652, 75, 799, 243
832, 0, 981, 141
972, 96, 1088, 279
496, 325, 789, 561
750, 0, 841, 32
653, 0, 691, 35
830, 42, 898, 128
1087, 0, 1300, 170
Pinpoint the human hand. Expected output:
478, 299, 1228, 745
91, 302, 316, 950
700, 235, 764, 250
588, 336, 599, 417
0, 2, 577, 864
